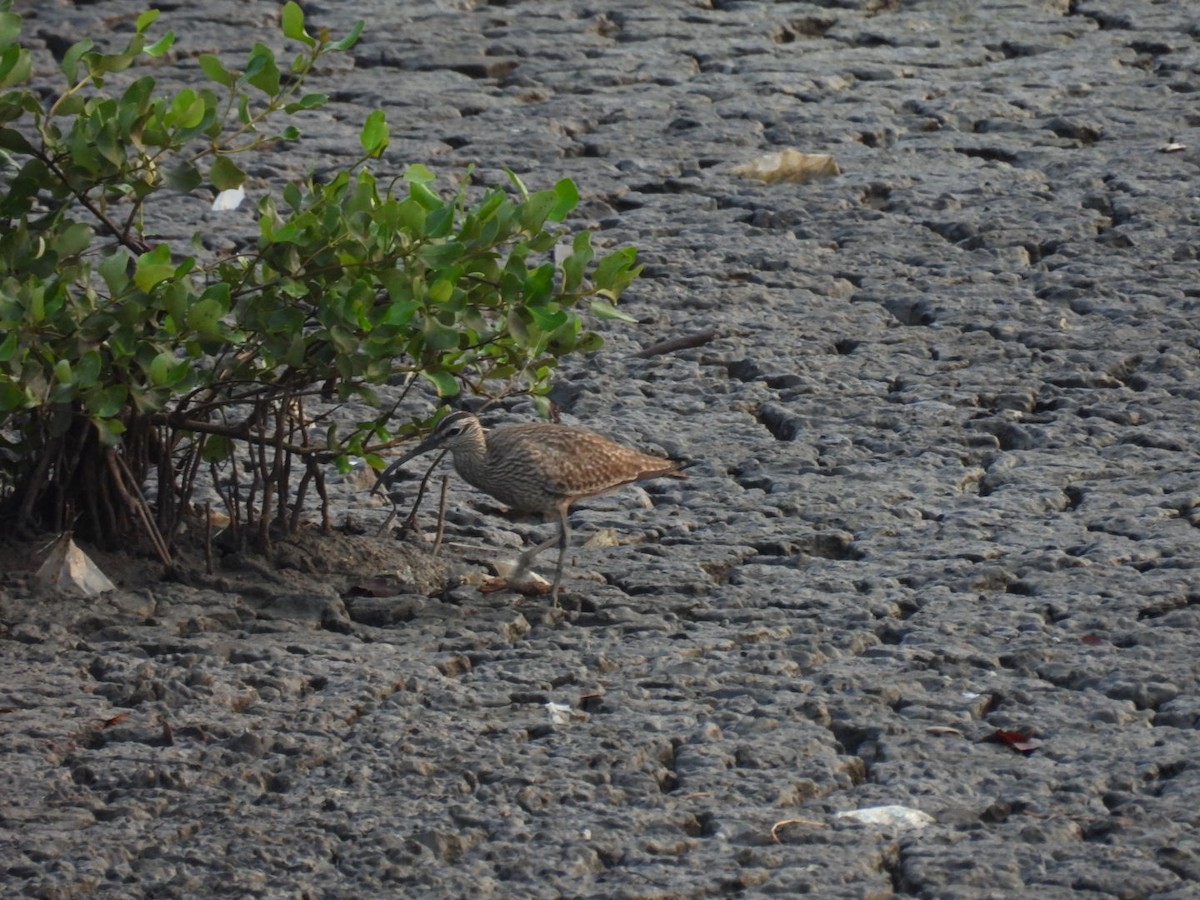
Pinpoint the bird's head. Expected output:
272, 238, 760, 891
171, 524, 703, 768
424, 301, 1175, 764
374, 411, 483, 491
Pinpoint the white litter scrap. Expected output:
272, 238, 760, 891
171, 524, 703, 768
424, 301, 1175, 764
834, 805, 935, 830
211, 186, 246, 211
546, 701, 590, 726
545, 701, 574, 725
34, 534, 116, 597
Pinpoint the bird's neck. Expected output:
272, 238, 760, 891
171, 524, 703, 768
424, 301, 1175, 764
451, 431, 491, 491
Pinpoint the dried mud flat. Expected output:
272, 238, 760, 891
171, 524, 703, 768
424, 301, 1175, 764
3, 1, 1200, 897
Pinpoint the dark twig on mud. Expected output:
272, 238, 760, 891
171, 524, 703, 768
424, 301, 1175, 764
631, 327, 718, 359
434, 475, 449, 558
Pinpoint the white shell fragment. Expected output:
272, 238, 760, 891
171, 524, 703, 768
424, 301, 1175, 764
34, 534, 116, 597
834, 805, 936, 830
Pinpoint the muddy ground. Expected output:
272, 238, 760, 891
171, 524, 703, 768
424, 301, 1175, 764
3, 1, 1200, 897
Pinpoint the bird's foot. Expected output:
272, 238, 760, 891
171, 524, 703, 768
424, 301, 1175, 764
479, 572, 553, 597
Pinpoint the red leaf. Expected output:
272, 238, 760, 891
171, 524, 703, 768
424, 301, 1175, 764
986, 728, 1041, 754
100, 712, 131, 729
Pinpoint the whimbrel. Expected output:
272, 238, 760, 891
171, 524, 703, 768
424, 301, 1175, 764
375, 411, 690, 601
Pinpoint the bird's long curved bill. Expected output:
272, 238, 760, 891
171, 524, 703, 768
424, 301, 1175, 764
373, 434, 444, 492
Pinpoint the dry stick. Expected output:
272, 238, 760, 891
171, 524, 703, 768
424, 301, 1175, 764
155, 425, 175, 537
288, 457, 329, 533
116, 452, 172, 567
16, 435, 55, 528
82, 447, 109, 539
402, 449, 449, 533
375, 448, 449, 538
277, 420, 293, 526
769, 818, 827, 842
271, 400, 288, 529
172, 430, 207, 545
255, 425, 271, 552
433, 475, 449, 558
204, 499, 214, 575
289, 462, 314, 535
314, 463, 331, 532
287, 396, 310, 534
220, 451, 241, 547
107, 451, 172, 568
630, 327, 719, 359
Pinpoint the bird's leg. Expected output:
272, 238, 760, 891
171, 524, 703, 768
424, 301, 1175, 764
550, 506, 571, 605
510, 531, 560, 581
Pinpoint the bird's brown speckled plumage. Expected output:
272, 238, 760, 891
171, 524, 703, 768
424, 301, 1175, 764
376, 411, 689, 601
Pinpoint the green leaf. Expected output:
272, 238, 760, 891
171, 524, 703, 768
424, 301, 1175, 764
0, 43, 30, 90
187, 297, 226, 338
360, 109, 388, 155
418, 240, 465, 268
134, 244, 176, 291
0, 378, 27, 413
280, 2, 316, 46
135, 10, 161, 33
284, 92, 327, 113
0, 330, 19, 363
144, 31, 175, 58
245, 44, 281, 94
593, 246, 642, 298
423, 318, 460, 351
403, 163, 436, 185
425, 206, 453, 238
575, 331, 604, 354
561, 230, 593, 293
0, 11, 23, 46
210, 155, 245, 191
60, 39, 93, 83
523, 263, 555, 305
99, 248, 132, 296
529, 304, 568, 333
590, 298, 637, 322
87, 384, 127, 419
91, 417, 127, 446
330, 19, 365, 51
381, 298, 419, 328
428, 278, 454, 305
53, 358, 73, 385
409, 181, 442, 212
0, 126, 33, 153
201, 434, 233, 463
504, 167, 530, 200
548, 178, 579, 221
198, 53, 235, 88
421, 369, 460, 397
54, 222, 92, 258
148, 351, 174, 386
166, 161, 202, 193
168, 88, 206, 129
517, 189, 557, 231
75, 349, 102, 387
506, 308, 530, 348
